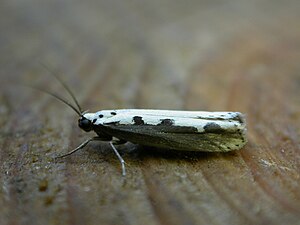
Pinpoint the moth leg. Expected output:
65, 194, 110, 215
55, 136, 102, 159
112, 138, 127, 145
109, 141, 126, 176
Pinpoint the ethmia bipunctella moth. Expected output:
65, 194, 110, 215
35, 65, 247, 176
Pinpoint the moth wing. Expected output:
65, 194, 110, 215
113, 109, 244, 122
98, 113, 246, 152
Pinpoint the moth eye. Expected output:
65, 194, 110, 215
78, 117, 93, 132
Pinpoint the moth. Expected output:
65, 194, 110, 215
37, 67, 247, 176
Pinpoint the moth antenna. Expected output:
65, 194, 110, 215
39, 62, 83, 114
27, 84, 82, 116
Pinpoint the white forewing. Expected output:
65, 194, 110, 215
90, 109, 245, 132
100, 109, 241, 119
83, 109, 247, 152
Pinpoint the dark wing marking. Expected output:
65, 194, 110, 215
95, 123, 246, 152
113, 109, 245, 122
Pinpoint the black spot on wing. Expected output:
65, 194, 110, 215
232, 114, 244, 123
159, 119, 174, 126
197, 113, 245, 124
133, 116, 144, 125
99, 114, 103, 118
111, 112, 117, 115
203, 122, 224, 133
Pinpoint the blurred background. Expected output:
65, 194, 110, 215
0, 1, 300, 225
2, 0, 299, 111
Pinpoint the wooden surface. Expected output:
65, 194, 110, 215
1, 1, 300, 225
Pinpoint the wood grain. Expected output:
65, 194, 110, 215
1, 1, 300, 225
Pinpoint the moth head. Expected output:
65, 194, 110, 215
78, 116, 93, 132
